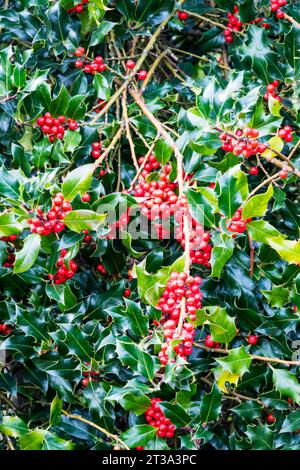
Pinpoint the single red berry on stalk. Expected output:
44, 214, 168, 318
124, 288, 131, 298
177, 11, 188, 21
266, 413, 276, 424
247, 335, 258, 345
81, 193, 91, 202
138, 70, 148, 81
126, 59, 136, 70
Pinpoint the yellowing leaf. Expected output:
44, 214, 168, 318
214, 368, 240, 393
261, 136, 284, 160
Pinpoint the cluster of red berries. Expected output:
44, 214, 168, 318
220, 128, 267, 157
278, 125, 293, 142
204, 334, 221, 349
224, 6, 243, 44
28, 194, 72, 236
177, 11, 188, 21
81, 362, 100, 387
263, 80, 281, 102
96, 263, 107, 275
1, 234, 17, 243
249, 17, 270, 29
82, 229, 92, 243
125, 59, 148, 80
3, 253, 15, 268
228, 208, 252, 234
157, 272, 202, 365
145, 398, 176, 439
74, 48, 106, 74
107, 210, 131, 239
138, 154, 161, 176
175, 210, 212, 268
36, 113, 79, 142
270, 0, 287, 19
95, 99, 106, 113
48, 250, 77, 284
90, 141, 102, 159
0, 324, 13, 335
133, 163, 178, 221
68, 0, 89, 14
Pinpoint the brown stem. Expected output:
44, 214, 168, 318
199, 377, 265, 406
248, 233, 254, 278
90, 1, 186, 125
92, 125, 124, 170
128, 138, 158, 192
122, 91, 139, 170
140, 49, 169, 93
287, 139, 300, 162
62, 411, 130, 450
194, 343, 300, 366
283, 13, 300, 28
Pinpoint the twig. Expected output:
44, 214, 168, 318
140, 49, 169, 93
122, 91, 139, 170
92, 125, 124, 170
90, 1, 186, 125
248, 233, 254, 278
62, 411, 130, 450
199, 376, 265, 406
287, 139, 300, 162
183, 10, 243, 34
194, 343, 300, 366
128, 139, 158, 192
128, 87, 190, 271
283, 13, 300, 28
6, 436, 15, 451
129, 122, 151, 149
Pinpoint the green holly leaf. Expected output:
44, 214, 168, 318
242, 184, 273, 220
199, 383, 222, 424
158, 402, 192, 427
267, 236, 300, 265
50, 395, 63, 427
187, 187, 217, 228
64, 210, 106, 233
14, 234, 41, 274
271, 368, 300, 404
280, 410, 300, 433
120, 393, 151, 416
154, 138, 173, 165
0, 212, 22, 237
261, 286, 290, 308
216, 165, 248, 218
214, 347, 252, 392
210, 233, 234, 278
62, 164, 94, 201
194, 306, 237, 344
245, 425, 275, 450
120, 425, 158, 448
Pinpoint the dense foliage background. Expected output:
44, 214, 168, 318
0, 0, 299, 451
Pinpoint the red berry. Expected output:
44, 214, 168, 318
75, 47, 85, 57
81, 193, 91, 203
279, 169, 288, 179
249, 166, 259, 175
138, 70, 148, 81
126, 59, 136, 70
177, 11, 188, 21
124, 288, 131, 298
266, 413, 276, 424
247, 335, 258, 345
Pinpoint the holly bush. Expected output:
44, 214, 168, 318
0, 0, 300, 452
